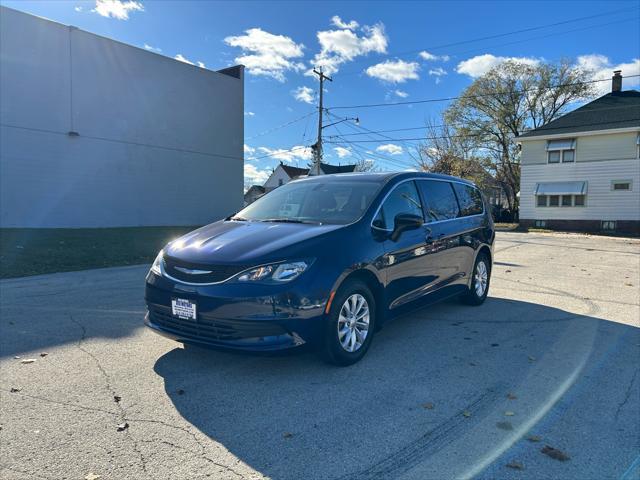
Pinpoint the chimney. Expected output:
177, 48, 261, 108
612, 70, 622, 93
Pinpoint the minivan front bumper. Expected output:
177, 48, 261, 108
144, 271, 330, 351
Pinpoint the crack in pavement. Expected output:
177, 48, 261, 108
615, 367, 639, 420
68, 314, 150, 478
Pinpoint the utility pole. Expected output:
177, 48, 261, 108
312, 67, 332, 175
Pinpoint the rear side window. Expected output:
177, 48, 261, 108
417, 180, 459, 222
373, 181, 423, 230
452, 183, 484, 216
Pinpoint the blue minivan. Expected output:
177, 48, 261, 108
145, 172, 494, 365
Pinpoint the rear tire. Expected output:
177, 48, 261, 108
320, 280, 376, 366
462, 252, 491, 305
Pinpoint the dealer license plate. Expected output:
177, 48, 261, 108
171, 298, 197, 320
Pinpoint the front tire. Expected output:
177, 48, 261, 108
462, 252, 491, 305
321, 280, 376, 366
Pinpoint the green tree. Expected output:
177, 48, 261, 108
419, 59, 596, 219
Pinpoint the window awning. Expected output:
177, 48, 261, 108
546, 139, 576, 150
535, 181, 587, 195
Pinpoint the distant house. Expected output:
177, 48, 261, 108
517, 71, 639, 235
263, 162, 310, 192
243, 185, 265, 206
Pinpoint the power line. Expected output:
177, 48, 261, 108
331, 7, 639, 77
245, 111, 315, 140
328, 105, 640, 138
328, 74, 640, 110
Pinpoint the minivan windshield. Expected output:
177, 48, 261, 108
234, 180, 382, 225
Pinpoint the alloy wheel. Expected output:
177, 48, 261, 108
337, 293, 370, 353
474, 260, 488, 297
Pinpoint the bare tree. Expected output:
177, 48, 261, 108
439, 59, 596, 219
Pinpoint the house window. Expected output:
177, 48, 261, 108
574, 195, 585, 206
549, 195, 560, 206
547, 139, 576, 164
537, 195, 548, 207
536, 194, 586, 207
561, 195, 572, 206
611, 180, 632, 191
278, 179, 284, 186
535, 220, 546, 228
602, 220, 617, 231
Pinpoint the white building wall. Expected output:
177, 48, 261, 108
520, 158, 640, 221
263, 165, 291, 191
0, 7, 243, 227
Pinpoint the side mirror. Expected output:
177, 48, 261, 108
390, 213, 423, 241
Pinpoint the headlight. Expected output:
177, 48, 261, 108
236, 261, 310, 283
150, 250, 164, 276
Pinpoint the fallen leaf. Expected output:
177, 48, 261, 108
507, 393, 517, 400
506, 461, 524, 470
505, 270, 512, 273
85, 474, 101, 480
463, 411, 472, 418
491, 343, 499, 347
113, 396, 121, 403
528, 355, 536, 361
116, 423, 129, 432
422, 402, 434, 410
177, 389, 185, 395
469, 362, 477, 367
625, 283, 633, 287
505, 411, 515, 416
527, 435, 542, 442
282, 432, 293, 439
39, 352, 48, 357
20, 359, 36, 364
541, 445, 570, 461
496, 421, 513, 431
10, 387, 21, 393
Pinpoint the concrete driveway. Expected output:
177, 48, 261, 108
1, 232, 639, 480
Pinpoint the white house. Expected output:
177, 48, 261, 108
0, 6, 244, 227
517, 71, 639, 235
262, 162, 310, 192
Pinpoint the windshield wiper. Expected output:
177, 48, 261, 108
261, 218, 318, 224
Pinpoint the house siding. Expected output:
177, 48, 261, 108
576, 132, 638, 162
520, 158, 640, 222
263, 165, 292, 191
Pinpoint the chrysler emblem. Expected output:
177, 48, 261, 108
174, 267, 212, 275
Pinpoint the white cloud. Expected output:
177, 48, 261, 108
577, 54, 640, 94
244, 164, 270, 186
419, 51, 450, 62
244, 144, 256, 157
456, 54, 540, 78
366, 59, 419, 83
331, 15, 359, 30
334, 146, 352, 158
394, 89, 409, 98
376, 143, 403, 155
293, 86, 315, 104
244, 111, 255, 117
428, 67, 447, 84
310, 21, 388, 76
225, 28, 305, 82
257, 146, 312, 163
74, 6, 83, 12
174, 54, 205, 68
92, 0, 143, 20
143, 43, 161, 53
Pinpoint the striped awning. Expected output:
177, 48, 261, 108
535, 181, 587, 195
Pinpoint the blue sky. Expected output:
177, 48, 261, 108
4, 0, 640, 186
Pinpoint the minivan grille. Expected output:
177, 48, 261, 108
163, 255, 248, 284
148, 305, 286, 342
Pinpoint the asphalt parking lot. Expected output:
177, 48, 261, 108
1, 231, 639, 480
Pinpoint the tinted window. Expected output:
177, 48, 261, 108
373, 181, 423, 230
417, 180, 459, 222
452, 183, 484, 216
237, 180, 381, 225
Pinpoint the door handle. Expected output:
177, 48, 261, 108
425, 227, 434, 243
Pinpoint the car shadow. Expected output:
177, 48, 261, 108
153, 297, 640, 480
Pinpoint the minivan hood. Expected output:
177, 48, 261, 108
164, 220, 343, 265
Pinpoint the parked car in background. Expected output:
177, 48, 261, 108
145, 172, 495, 365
